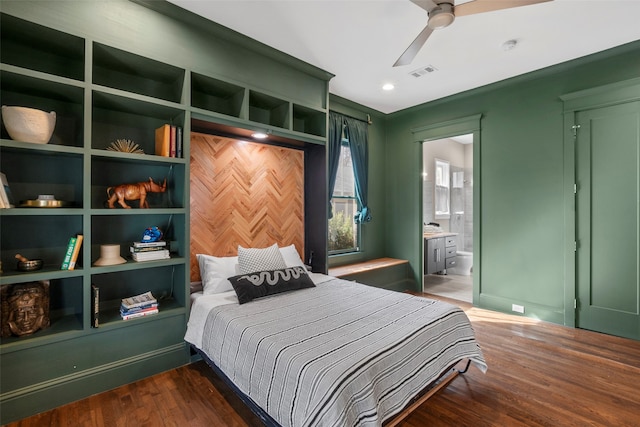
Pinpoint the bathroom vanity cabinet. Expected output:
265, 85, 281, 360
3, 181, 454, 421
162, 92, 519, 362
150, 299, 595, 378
424, 233, 457, 274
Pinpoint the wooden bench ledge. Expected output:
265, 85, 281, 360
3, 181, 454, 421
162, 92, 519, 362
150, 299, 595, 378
328, 257, 409, 278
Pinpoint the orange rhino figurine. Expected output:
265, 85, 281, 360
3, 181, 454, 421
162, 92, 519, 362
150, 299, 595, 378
107, 177, 166, 208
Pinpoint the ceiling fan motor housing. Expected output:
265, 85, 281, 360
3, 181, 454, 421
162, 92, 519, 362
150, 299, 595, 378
428, 2, 455, 29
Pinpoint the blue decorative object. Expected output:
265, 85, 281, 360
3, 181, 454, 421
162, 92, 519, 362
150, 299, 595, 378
141, 226, 163, 242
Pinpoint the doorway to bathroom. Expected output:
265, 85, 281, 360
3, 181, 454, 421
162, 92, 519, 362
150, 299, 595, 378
422, 134, 473, 303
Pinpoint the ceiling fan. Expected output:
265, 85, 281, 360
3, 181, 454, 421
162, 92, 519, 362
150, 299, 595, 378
393, 0, 552, 67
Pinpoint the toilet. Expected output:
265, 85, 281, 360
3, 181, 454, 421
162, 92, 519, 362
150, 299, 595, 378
449, 251, 472, 276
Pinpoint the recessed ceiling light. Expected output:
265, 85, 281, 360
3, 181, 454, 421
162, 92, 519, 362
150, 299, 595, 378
251, 132, 268, 139
382, 83, 395, 91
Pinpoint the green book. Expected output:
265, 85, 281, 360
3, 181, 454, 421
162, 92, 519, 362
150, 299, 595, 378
61, 236, 77, 270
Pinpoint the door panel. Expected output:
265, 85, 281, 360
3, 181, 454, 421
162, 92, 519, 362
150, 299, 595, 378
576, 101, 640, 340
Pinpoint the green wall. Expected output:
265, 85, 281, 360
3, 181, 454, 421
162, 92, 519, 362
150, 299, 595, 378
384, 40, 640, 323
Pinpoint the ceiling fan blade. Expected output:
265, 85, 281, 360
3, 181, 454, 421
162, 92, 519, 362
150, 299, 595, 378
393, 24, 435, 67
455, 0, 552, 17
410, 0, 439, 13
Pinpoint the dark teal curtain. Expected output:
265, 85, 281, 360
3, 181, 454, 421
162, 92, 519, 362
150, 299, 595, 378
344, 117, 372, 223
327, 112, 344, 219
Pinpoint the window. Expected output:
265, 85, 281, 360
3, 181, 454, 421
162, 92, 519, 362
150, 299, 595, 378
329, 140, 360, 254
435, 159, 450, 218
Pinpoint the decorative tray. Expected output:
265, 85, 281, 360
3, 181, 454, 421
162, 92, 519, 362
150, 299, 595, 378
20, 195, 72, 208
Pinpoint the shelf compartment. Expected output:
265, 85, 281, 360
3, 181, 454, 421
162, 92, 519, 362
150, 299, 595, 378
293, 104, 326, 137
95, 297, 183, 327
249, 90, 290, 129
90, 264, 187, 324
90, 213, 186, 262
191, 72, 245, 118
93, 42, 184, 104
91, 157, 184, 209
0, 13, 84, 81
91, 91, 184, 155
1, 71, 84, 147
0, 276, 84, 347
0, 215, 84, 275
0, 146, 83, 208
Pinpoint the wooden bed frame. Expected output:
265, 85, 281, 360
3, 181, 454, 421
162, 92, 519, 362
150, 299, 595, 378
194, 345, 471, 427
384, 359, 471, 427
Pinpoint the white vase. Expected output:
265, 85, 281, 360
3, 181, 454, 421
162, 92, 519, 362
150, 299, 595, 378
94, 244, 127, 266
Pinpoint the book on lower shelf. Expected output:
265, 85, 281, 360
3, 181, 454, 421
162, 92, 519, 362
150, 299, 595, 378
121, 291, 157, 309
121, 291, 158, 320
120, 306, 159, 320
91, 284, 99, 328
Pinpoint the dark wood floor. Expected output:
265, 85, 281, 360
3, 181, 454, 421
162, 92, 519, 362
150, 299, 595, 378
7, 294, 640, 427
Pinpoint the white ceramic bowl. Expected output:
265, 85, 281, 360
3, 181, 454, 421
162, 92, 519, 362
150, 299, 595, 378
2, 105, 56, 144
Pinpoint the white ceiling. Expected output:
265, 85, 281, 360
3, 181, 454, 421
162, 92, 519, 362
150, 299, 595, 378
168, 0, 640, 114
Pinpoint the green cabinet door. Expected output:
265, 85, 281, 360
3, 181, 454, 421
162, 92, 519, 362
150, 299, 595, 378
576, 101, 640, 340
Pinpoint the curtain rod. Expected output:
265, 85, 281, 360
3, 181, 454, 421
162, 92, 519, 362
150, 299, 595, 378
330, 110, 373, 125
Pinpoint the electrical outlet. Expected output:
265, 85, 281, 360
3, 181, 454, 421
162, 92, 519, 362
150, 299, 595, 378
511, 304, 525, 314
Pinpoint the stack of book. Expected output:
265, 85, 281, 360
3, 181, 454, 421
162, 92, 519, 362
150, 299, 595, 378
130, 240, 170, 262
120, 291, 158, 320
155, 123, 183, 158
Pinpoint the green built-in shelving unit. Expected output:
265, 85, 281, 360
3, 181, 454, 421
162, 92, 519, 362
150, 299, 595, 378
0, 7, 329, 423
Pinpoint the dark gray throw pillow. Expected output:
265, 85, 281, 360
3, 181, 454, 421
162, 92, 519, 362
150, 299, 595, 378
229, 266, 315, 304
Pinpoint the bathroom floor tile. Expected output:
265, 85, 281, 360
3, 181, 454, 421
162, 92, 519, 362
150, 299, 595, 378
423, 273, 472, 303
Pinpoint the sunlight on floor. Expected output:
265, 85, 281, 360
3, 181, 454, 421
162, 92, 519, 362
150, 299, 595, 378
423, 273, 472, 303
423, 273, 543, 326
466, 307, 542, 325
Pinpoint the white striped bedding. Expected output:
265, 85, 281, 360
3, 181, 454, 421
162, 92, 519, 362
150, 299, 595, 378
185, 276, 486, 427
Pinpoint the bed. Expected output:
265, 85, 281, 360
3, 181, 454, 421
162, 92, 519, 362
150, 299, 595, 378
185, 245, 487, 427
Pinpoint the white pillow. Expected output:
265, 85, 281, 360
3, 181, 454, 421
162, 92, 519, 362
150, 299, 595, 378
238, 243, 287, 274
279, 244, 306, 269
196, 254, 238, 295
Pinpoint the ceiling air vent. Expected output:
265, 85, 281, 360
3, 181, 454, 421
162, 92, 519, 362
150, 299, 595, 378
409, 65, 438, 78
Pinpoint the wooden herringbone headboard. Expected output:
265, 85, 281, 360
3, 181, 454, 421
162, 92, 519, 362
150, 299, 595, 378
189, 132, 305, 281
